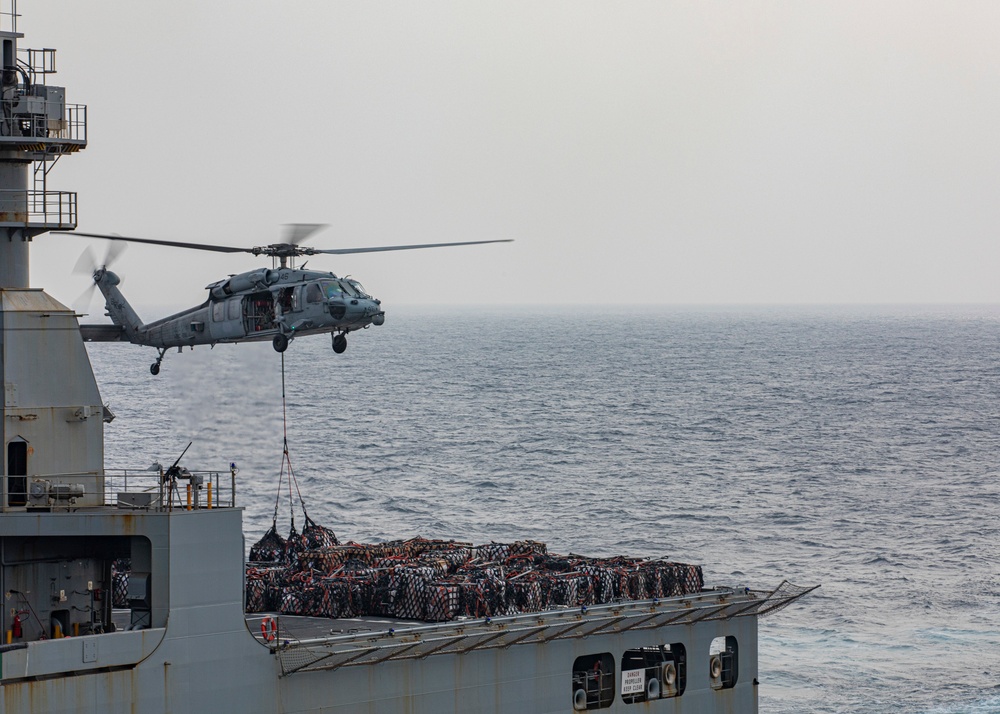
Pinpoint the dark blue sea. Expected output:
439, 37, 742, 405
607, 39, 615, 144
87, 305, 1000, 713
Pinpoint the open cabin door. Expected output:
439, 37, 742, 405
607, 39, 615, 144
7, 437, 27, 507
243, 291, 276, 334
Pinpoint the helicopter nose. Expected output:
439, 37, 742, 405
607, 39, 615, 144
338, 298, 383, 325
358, 299, 382, 323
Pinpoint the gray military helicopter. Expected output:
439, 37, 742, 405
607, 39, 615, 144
62, 225, 511, 375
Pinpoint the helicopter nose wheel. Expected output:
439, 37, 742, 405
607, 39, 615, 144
332, 333, 347, 354
272, 333, 289, 353
150, 348, 167, 376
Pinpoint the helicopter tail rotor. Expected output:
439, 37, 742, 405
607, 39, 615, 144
73, 239, 127, 277
72, 245, 98, 277
71, 239, 127, 314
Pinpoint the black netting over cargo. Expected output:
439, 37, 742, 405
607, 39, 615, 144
245, 565, 286, 612
249, 522, 287, 563
245, 536, 705, 623
509, 578, 543, 613
392, 569, 429, 620
425, 583, 460, 622
112, 558, 131, 608
301, 515, 339, 551
283, 524, 305, 565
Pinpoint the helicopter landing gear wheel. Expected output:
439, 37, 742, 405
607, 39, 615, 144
150, 348, 167, 376
272, 333, 289, 353
332, 333, 347, 354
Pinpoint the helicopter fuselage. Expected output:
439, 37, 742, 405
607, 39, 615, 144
148, 268, 382, 347
92, 266, 383, 371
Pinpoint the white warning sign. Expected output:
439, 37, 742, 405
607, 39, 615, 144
621, 668, 645, 695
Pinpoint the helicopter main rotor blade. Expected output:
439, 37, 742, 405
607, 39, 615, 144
55, 231, 513, 260
283, 223, 329, 246
310, 239, 514, 255
54, 232, 251, 254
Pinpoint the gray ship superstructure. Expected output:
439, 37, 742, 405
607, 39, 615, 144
0, 6, 812, 712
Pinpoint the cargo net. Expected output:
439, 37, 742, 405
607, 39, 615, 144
249, 517, 341, 566
249, 523, 287, 563
252, 353, 342, 568
245, 535, 704, 623
111, 558, 131, 608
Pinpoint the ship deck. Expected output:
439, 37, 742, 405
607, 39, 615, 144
238, 583, 815, 676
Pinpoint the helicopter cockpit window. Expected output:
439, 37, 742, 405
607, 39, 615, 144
345, 279, 369, 297
321, 281, 344, 300
306, 283, 323, 303
339, 280, 359, 298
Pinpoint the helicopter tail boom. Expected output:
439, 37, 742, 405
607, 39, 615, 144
94, 269, 147, 344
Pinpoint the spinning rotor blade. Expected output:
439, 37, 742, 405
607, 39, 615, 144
103, 238, 128, 267
70, 239, 126, 314
283, 223, 329, 246
310, 239, 514, 255
71, 283, 97, 315
72, 246, 98, 275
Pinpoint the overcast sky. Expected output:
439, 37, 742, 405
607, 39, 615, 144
23, 1, 1000, 313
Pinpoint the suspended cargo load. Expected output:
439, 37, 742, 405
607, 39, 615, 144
249, 523, 287, 563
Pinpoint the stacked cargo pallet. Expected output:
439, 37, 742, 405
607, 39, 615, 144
245, 534, 704, 623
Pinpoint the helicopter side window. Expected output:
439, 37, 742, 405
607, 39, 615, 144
227, 297, 241, 320
306, 283, 323, 303
212, 301, 226, 322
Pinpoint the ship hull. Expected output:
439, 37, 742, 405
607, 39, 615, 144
0, 508, 759, 714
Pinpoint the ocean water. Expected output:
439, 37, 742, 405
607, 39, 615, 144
87, 305, 1000, 713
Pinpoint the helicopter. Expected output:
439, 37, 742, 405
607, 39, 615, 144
59, 225, 511, 375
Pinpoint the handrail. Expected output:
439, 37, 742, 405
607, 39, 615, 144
104, 467, 238, 511
0, 0, 17, 34
0, 189, 76, 227
0, 101, 87, 143
2, 467, 238, 512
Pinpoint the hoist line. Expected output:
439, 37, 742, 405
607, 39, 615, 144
272, 351, 310, 532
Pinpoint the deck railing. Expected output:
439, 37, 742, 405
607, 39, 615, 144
104, 466, 238, 511
0, 189, 76, 227
0, 101, 87, 143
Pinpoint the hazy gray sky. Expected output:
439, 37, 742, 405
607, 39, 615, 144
25, 1, 1000, 312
